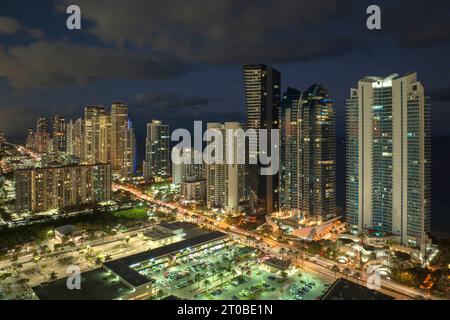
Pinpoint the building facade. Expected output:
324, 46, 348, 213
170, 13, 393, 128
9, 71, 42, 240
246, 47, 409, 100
35, 118, 49, 154
205, 122, 246, 214
280, 85, 336, 221
346, 73, 431, 247
243, 64, 280, 216
52, 115, 67, 153
172, 147, 205, 185
143, 120, 170, 181
111, 102, 129, 172
15, 164, 112, 213
181, 178, 207, 201
280, 87, 301, 214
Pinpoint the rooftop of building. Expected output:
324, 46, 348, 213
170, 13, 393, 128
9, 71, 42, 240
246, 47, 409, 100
158, 221, 196, 231
321, 278, 394, 300
103, 231, 228, 287
54, 224, 80, 236
263, 258, 291, 271
32, 268, 133, 300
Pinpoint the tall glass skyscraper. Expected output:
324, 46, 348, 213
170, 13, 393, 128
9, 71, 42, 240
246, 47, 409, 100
280, 87, 301, 214
144, 120, 170, 181
243, 64, 280, 216
346, 73, 431, 247
280, 85, 336, 221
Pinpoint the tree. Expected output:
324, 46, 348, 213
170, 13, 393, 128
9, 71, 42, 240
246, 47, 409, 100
49, 271, 58, 282
331, 265, 340, 279
343, 268, 351, 279
202, 279, 211, 292
279, 248, 286, 259
94, 256, 103, 266
194, 273, 203, 290
104, 254, 113, 263
353, 271, 361, 284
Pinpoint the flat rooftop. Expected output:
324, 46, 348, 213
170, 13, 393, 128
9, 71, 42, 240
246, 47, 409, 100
158, 221, 196, 231
321, 278, 394, 300
264, 258, 291, 271
143, 228, 175, 241
104, 231, 228, 287
32, 268, 133, 300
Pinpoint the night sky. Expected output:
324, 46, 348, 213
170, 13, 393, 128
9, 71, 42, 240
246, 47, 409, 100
0, 1, 449, 231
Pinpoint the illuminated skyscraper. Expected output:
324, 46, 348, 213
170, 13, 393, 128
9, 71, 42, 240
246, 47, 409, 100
143, 120, 170, 181
111, 102, 129, 172
280, 87, 301, 214
83, 106, 106, 163
98, 113, 112, 164
172, 147, 204, 185
346, 73, 431, 247
66, 118, 83, 159
243, 64, 280, 216
206, 122, 246, 214
52, 115, 67, 153
120, 119, 136, 178
280, 85, 336, 221
35, 118, 49, 154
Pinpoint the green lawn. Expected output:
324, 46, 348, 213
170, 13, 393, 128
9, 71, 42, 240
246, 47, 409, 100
113, 207, 148, 219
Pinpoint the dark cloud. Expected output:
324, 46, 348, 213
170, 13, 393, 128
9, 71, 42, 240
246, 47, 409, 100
63, 0, 359, 65
0, 104, 80, 136
428, 87, 450, 102
134, 92, 211, 110
0, 16, 44, 39
383, 0, 450, 48
0, 16, 21, 34
0, 41, 191, 89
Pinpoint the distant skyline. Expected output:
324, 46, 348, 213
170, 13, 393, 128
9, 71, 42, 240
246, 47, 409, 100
1, 0, 450, 140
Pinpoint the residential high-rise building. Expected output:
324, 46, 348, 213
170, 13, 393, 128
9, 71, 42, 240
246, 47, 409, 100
181, 178, 207, 202
52, 115, 67, 153
26, 128, 35, 150
243, 64, 280, 216
206, 122, 246, 214
111, 102, 129, 172
120, 119, 136, 178
15, 163, 112, 213
66, 119, 84, 159
84, 106, 106, 164
280, 85, 336, 221
35, 118, 49, 154
346, 73, 431, 247
280, 87, 301, 214
172, 147, 205, 185
98, 113, 112, 164
143, 120, 170, 181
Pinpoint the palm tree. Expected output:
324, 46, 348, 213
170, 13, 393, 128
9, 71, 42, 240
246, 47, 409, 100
49, 271, 58, 282
104, 254, 113, 263
353, 271, 361, 284
94, 256, 103, 266
194, 274, 202, 290
331, 265, 340, 279
343, 268, 351, 279
202, 279, 211, 292
279, 248, 286, 260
